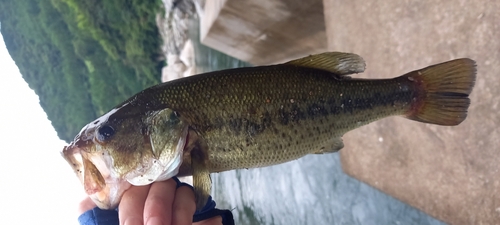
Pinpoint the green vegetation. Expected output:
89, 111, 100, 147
0, 0, 164, 142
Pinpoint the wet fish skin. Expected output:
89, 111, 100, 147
156, 57, 475, 173
61, 52, 476, 210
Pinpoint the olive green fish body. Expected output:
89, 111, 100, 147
62, 52, 476, 210
148, 66, 416, 172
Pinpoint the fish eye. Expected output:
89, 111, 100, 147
97, 125, 115, 142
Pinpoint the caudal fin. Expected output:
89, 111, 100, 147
404, 58, 476, 126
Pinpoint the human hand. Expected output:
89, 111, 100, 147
78, 178, 222, 225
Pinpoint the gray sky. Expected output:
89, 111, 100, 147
0, 33, 84, 224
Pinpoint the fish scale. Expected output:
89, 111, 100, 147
145, 66, 416, 172
62, 52, 476, 210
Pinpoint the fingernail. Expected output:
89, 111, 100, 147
146, 217, 164, 225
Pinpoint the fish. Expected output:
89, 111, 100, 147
62, 52, 476, 210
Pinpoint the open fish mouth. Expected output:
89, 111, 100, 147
61, 125, 188, 209
61, 143, 131, 209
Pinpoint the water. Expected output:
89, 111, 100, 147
188, 18, 445, 225
211, 154, 445, 225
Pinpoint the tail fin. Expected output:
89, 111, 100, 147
403, 58, 476, 126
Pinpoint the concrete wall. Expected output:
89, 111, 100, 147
201, 0, 326, 65
324, 1, 500, 224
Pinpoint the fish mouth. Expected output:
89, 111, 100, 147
61, 126, 188, 209
61, 143, 131, 209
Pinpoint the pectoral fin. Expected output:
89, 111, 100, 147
191, 151, 211, 210
285, 52, 366, 75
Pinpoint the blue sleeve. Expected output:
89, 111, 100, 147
193, 196, 234, 225
78, 208, 119, 225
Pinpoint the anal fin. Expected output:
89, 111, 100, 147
314, 137, 344, 154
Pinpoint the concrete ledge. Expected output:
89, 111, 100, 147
324, 0, 500, 224
201, 0, 326, 65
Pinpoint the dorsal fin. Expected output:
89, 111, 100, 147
284, 52, 366, 75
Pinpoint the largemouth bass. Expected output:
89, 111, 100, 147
62, 52, 476, 209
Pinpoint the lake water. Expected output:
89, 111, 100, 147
188, 18, 445, 225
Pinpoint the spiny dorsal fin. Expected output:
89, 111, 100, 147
284, 52, 366, 75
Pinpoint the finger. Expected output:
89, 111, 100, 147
119, 185, 151, 225
77, 196, 97, 215
143, 179, 177, 225
172, 185, 196, 225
